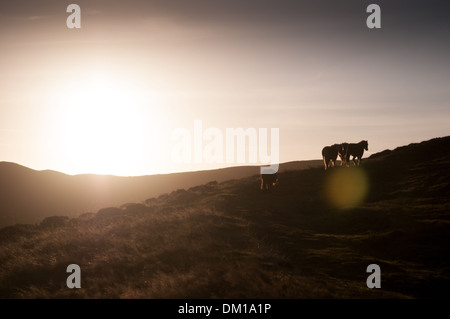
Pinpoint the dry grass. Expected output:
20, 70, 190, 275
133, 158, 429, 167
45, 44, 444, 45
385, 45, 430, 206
1, 137, 450, 299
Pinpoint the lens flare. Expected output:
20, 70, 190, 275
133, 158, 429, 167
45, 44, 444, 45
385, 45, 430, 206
325, 168, 369, 209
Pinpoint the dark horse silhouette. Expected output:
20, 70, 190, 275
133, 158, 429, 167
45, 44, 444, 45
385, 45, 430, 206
322, 144, 345, 170
341, 140, 368, 166
260, 172, 278, 192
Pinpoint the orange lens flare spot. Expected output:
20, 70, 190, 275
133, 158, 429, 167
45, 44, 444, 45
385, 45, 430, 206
325, 168, 369, 209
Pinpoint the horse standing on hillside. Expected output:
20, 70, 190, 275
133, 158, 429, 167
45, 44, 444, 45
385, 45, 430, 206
342, 140, 368, 166
322, 144, 345, 170
260, 172, 278, 192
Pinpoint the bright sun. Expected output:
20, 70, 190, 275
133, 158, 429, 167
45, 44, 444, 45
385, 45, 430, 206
53, 74, 154, 176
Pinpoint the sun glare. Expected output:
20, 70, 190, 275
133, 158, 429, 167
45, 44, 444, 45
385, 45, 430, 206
52, 74, 156, 176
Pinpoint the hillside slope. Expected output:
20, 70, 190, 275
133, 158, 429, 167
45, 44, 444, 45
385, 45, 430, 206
0, 136, 449, 298
0, 160, 322, 228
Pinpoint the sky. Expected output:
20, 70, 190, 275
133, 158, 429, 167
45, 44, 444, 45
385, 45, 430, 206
0, 0, 449, 176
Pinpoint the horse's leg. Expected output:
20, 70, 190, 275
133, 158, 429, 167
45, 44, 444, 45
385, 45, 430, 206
323, 156, 327, 170
348, 155, 355, 166
340, 154, 346, 166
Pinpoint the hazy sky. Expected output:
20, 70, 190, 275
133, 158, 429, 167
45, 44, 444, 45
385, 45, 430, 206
1, 0, 449, 175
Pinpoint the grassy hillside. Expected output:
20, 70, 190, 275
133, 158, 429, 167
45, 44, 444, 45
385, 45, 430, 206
0, 137, 449, 298
0, 160, 322, 228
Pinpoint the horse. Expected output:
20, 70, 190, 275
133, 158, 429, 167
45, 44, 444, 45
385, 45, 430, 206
322, 144, 345, 170
339, 142, 349, 166
260, 172, 278, 192
342, 140, 368, 166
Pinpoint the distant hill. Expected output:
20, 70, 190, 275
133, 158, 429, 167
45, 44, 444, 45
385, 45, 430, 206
0, 136, 448, 298
0, 159, 322, 228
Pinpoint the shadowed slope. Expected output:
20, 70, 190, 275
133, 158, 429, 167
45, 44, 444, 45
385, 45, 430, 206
0, 136, 448, 298
0, 160, 322, 228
